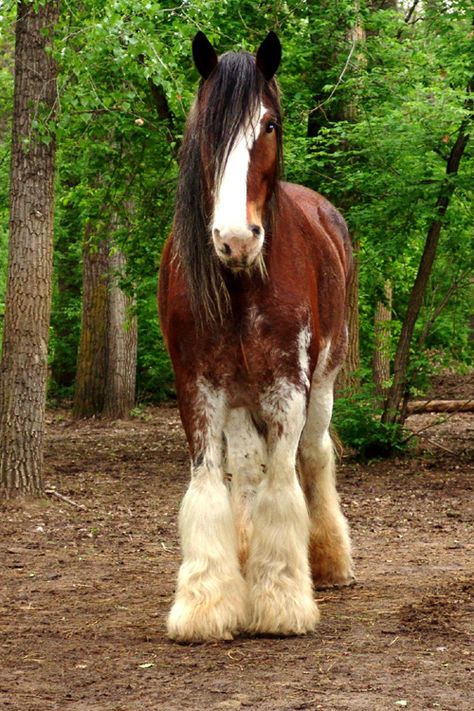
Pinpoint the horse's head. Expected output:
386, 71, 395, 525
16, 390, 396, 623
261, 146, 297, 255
193, 31, 282, 271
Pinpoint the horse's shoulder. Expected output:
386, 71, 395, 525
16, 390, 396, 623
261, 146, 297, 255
280, 182, 347, 235
279, 181, 352, 278
280, 181, 322, 204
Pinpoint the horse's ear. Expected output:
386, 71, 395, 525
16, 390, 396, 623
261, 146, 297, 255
256, 32, 281, 81
193, 31, 218, 80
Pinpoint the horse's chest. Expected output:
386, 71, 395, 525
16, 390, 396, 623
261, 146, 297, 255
199, 311, 310, 406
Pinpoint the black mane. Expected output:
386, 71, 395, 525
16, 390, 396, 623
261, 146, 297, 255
172, 51, 282, 326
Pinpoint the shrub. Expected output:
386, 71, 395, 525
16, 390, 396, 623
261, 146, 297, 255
333, 384, 409, 459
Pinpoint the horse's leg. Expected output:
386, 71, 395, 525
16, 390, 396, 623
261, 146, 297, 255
167, 380, 247, 642
224, 408, 267, 571
246, 385, 319, 635
299, 373, 354, 588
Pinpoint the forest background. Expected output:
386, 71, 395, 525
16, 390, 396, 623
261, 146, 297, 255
0, 0, 472, 459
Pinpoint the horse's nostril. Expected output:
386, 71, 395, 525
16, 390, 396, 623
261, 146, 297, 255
250, 224, 261, 238
220, 242, 232, 256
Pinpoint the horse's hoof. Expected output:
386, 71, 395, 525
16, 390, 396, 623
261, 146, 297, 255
167, 593, 247, 643
314, 574, 357, 591
247, 586, 320, 636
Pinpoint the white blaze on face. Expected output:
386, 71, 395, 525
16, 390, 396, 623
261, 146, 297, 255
212, 103, 266, 241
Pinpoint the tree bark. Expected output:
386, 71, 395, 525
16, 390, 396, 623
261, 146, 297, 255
373, 281, 392, 401
0, 1, 59, 498
73, 231, 109, 418
407, 399, 473, 414
382, 83, 472, 425
103, 249, 138, 418
336, 242, 360, 395
73, 224, 137, 420
334, 6, 365, 395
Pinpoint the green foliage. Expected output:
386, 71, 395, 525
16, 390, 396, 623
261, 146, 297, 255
136, 280, 174, 401
1, 0, 472, 441
333, 383, 409, 460
51, 0, 184, 397
303, 0, 473, 383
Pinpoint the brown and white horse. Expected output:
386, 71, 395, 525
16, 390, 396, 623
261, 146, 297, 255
159, 31, 354, 642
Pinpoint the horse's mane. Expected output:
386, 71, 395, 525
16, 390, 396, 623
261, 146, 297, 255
172, 50, 282, 326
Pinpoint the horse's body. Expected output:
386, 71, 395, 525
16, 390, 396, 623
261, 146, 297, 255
159, 32, 354, 642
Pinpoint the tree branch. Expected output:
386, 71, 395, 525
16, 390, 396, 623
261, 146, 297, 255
417, 272, 470, 348
382, 77, 473, 425
137, 53, 176, 150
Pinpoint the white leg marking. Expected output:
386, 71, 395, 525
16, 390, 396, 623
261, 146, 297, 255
246, 381, 319, 635
297, 324, 312, 390
168, 382, 247, 642
299, 363, 354, 588
224, 408, 267, 570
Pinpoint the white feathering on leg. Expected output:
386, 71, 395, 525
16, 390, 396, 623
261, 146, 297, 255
167, 381, 248, 642
167, 476, 248, 641
224, 407, 267, 570
246, 382, 319, 635
299, 363, 354, 588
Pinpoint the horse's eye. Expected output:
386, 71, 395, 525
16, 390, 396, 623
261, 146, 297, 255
266, 121, 276, 134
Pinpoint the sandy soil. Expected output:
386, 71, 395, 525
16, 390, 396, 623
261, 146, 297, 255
0, 398, 472, 711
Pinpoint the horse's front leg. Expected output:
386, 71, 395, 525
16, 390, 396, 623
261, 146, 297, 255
168, 379, 248, 642
246, 383, 319, 635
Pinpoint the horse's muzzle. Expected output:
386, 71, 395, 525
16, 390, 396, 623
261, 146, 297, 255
213, 226, 264, 269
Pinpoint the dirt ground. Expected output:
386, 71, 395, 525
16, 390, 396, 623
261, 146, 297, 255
1, 381, 473, 710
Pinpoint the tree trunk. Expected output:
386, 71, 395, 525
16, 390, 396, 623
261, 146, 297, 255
326, 5, 364, 396
0, 1, 59, 498
336, 242, 360, 395
103, 249, 137, 418
373, 281, 392, 401
73, 232, 109, 418
335, 6, 365, 395
73, 225, 137, 420
382, 86, 472, 425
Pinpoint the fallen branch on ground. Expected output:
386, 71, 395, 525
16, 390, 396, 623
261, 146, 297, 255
45, 489, 87, 510
407, 399, 473, 414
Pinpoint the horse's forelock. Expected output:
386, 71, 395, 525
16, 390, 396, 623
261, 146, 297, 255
199, 52, 267, 181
